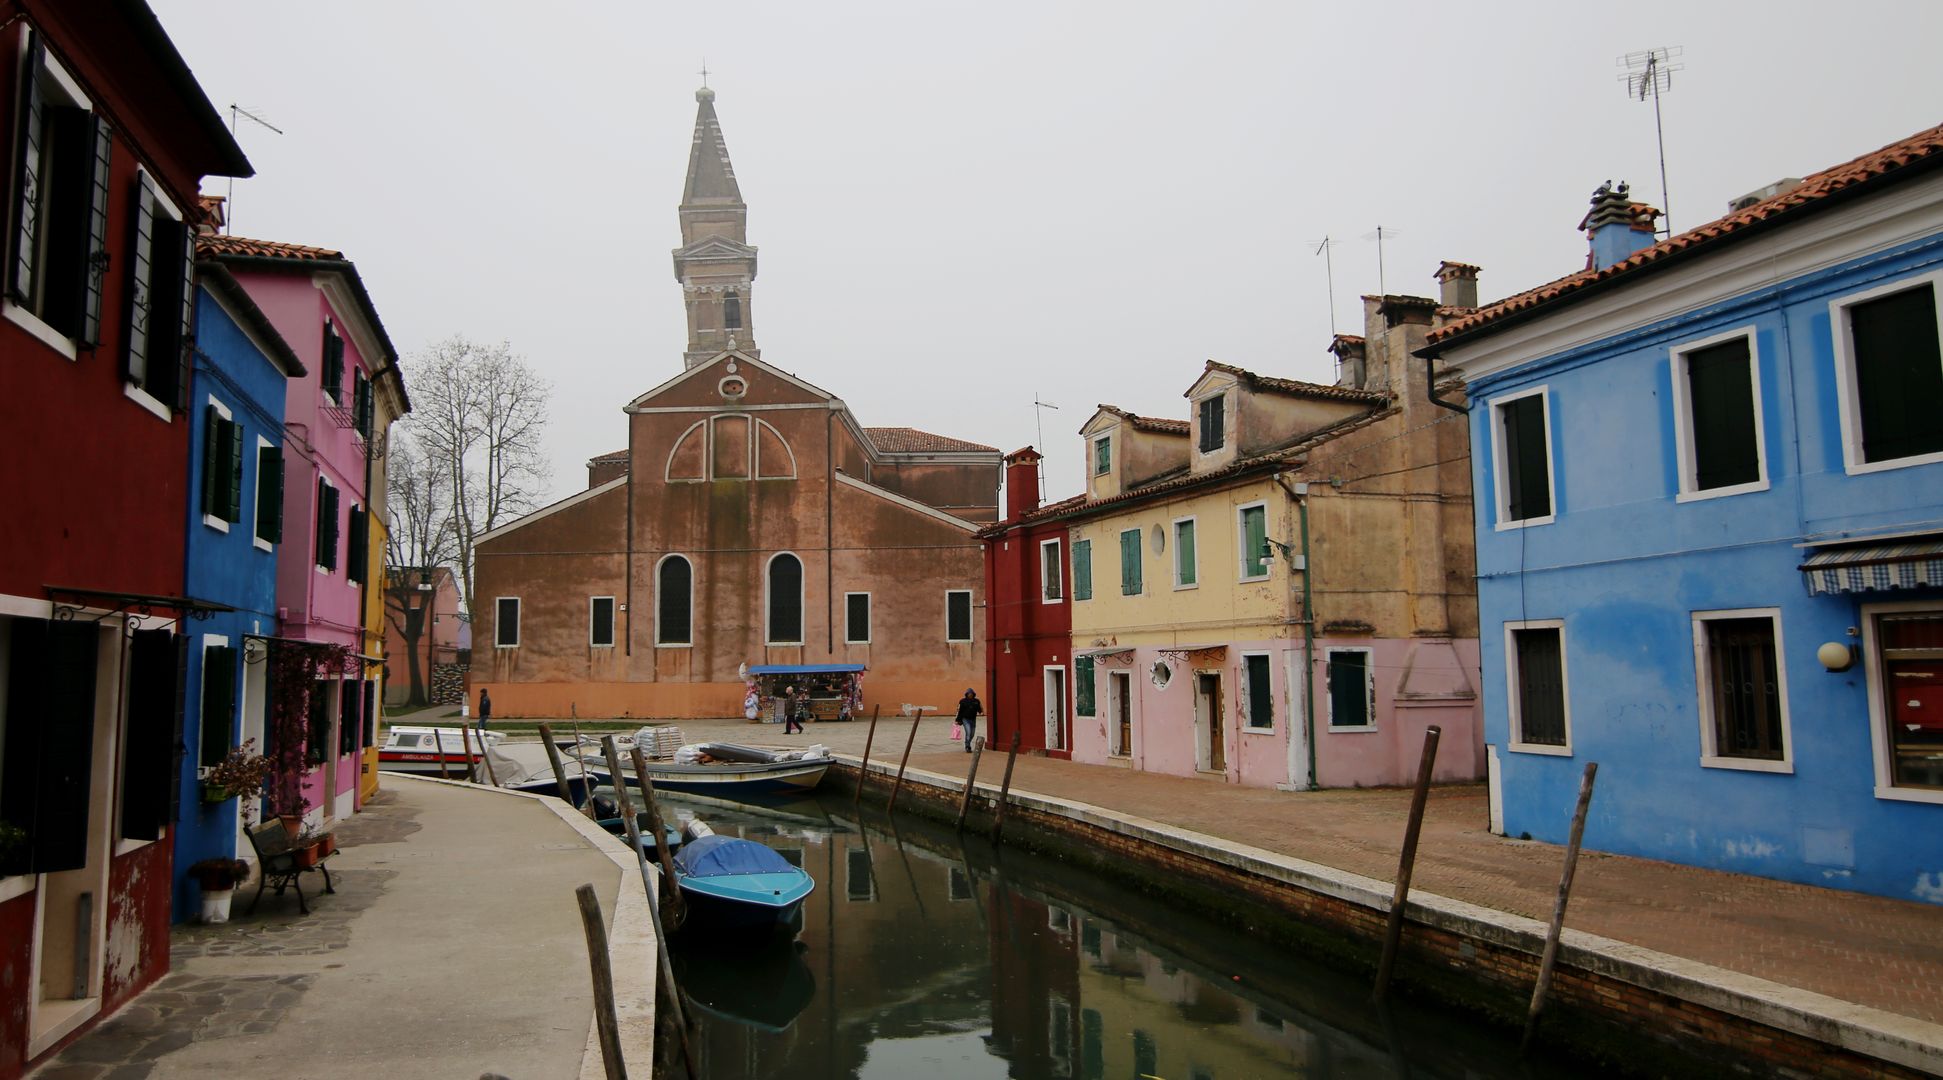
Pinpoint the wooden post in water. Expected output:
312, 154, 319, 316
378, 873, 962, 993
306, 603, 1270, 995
628, 744, 685, 926
1373, 724, 1441, 1004
474, 723, 499, 787
955, 736, 986, 832
459, 722, 479, 784
574, 882, 627, 1080
887, 708, 924, 814
570, 712, 598, 818
434, 728, 451, 780
853, 704, 882, 806
989, 729, 1023, 843
1522, 761, 1599, 1053
599, 738, 697, 1079
537, 723, 579, 806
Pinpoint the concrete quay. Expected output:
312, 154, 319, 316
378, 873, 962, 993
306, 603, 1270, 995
28, 776, 656, 1080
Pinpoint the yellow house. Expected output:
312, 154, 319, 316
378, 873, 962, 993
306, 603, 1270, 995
359, 363, 410, 801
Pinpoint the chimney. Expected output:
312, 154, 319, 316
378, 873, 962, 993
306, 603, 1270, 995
1581, 181, 1659, 271
1434, 261, 1480, 309
1331, 335, 1368, 389
196, 194, 226, 236
1004, 447, 1043, 521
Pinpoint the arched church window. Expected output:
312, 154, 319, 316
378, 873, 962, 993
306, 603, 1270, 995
767, 552, 803, 645
723, 289, 742, 331
657, 556, 692, 645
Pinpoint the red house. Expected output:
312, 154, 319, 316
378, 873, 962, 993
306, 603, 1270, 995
981, 449, 1079, 757
0, 2, 250, 1074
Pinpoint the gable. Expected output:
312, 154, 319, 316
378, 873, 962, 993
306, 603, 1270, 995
626, 351, 835, 412
1080, 409, 1123, 438
1184, 369, 1238, 401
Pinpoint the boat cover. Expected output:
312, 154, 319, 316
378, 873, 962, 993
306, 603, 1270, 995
677, 835, 798, 878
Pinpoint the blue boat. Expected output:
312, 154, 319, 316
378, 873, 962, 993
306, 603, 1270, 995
673, 824, 815, 931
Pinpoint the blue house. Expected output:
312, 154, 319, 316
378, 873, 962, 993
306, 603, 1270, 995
174, 236, 304, 921
1420, 125, 1943, 903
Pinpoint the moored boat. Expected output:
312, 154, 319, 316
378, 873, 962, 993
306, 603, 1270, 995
579, 741, 832, 797
378, 726, 504, 775
672, 820, 815, 932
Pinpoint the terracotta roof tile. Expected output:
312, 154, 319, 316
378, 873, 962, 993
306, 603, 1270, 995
1204, 360, 1390, 404
1426, 123, 1943, 348
865, 426, 999, 454
196, 233, 345, 261
588, 448, 628, 464
1097, 406, 1189, 435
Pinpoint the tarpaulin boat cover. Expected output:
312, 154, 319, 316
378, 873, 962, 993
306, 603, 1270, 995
676, 835, 797, 878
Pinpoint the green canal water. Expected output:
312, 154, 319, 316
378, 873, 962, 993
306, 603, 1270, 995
661, 792, 1580, 1080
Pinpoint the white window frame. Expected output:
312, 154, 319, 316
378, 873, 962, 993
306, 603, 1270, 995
1236, 501, 1270, 582
494, 596, 521, 648
1670, 326, 1770, 503
653, 553, 693, 648
1505, 619, 1572, 755
251, 435, 275, 551
588, 595, 616, 649
1829, 270, 1943, 476
1092, 434, 1111, 476
765, 551, 805, 646
1489, 384, 1557, 531
1323, 647, 1375, 732
1861, 598, 1943, 805
1240, 650, 1274, 733
1039, 537, 1063, 604
201, 396, 233, 533
945, 589, 974, 643
1691, 607, 1793, 773
843, 591, 872, 645
2, 43, 91, 362
1172, 515, 1199, 589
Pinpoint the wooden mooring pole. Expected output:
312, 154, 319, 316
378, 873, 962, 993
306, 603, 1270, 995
989, 729, 1023, 843
434, 728, 451, 780
1522, 761, 1599, 1052
574, 882, 627, 1080
599, 738, 697, 1080
955, 736, 986, 831
459, 722, 479, 784
1373, 724, 1441, 1004
570, 712, 598, 819
887, 708, 924, 814
853, 704, 882, 806
628, 744, 686, 926
536, 723, 579, 807
474, 723, 499, 788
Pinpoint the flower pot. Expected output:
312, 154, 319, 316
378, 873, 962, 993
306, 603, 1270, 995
292, 843, 321, 868
316, 834, 337, 858
200, 887, 234, 924
201, 782, 235, 804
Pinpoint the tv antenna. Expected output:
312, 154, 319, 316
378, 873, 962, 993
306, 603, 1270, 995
1617, 46, 1682, 235
1311, 236, 1339, 339
1360, 225, 1400, 297
225, 104, 284, 233
1033, 394, 1060, 502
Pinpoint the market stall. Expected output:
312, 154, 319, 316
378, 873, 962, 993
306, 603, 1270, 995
742, 663, 866, 722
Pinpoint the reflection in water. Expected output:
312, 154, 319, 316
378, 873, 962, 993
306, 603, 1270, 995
664, 793, 1569, 1080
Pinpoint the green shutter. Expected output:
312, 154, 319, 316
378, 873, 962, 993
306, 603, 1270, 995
201, 405, 221, 516
1176, 520, 1196, 585
1241, 506, 1267, 578
1076, 656, 1095, 716
1072, 539, 1091, 600
258, 445, 283, 543
1120, 529, 1142, 595
226, 419, 245, 521
199, 644, 236, 767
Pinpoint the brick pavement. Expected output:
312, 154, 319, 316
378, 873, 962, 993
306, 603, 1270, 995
658, 716, 1943, 1027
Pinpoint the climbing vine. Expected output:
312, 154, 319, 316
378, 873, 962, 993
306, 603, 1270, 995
266, 641, 356, 819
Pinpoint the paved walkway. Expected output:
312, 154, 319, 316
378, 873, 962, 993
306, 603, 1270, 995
660, 715, 1943, 1027
31, 780, 631, 1080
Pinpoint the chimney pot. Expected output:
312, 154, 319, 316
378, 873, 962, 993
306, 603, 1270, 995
1435, 261, 1480, 309
1581, 181, 1661, 271
1003, 447, 1044, 521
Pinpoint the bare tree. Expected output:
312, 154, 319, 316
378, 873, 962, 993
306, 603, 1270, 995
400, 335, 551, 633
383, 431, 458, 705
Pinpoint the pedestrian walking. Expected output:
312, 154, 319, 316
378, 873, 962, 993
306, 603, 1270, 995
477, 688, 492, 731
784, 685, 806, 735
955, 688, 983, 752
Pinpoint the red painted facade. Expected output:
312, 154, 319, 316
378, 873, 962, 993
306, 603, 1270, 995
982, 449, 1074, 757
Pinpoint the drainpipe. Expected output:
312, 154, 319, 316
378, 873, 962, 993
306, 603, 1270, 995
1426, 355, 1467, 414
1273, 474, 1318, 790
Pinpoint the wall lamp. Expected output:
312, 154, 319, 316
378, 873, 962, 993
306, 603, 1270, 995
1817, 628, 1860, 673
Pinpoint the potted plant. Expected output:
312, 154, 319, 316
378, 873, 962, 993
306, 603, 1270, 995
201, 740, 274, 807
187, 858, 252, 923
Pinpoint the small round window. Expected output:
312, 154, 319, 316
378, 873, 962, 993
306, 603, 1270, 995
719, 376, 747, 400
1150, 523, 1166, 555
1150, 660, 1173, 689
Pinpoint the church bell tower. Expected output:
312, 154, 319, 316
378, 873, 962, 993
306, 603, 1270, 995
673, 85, 759, 369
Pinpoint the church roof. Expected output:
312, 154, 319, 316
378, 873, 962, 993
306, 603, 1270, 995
683, 87, 743, 205
866, 427, 999, 454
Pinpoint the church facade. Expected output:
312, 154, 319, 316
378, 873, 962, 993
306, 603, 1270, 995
472, 88, 999, 719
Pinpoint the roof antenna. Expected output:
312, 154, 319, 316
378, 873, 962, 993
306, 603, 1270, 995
1617, 46, 1682, 235
1361, 226, 1398, 298
1311, 236, 1339, 340
225, 104, 284, 234
1033, 395, 1060, 503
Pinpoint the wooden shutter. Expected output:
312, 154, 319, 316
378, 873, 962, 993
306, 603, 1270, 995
1686, 339, 1759, 490
1075, 656, 1095, 716
1501, 396, 1551, 521
339, 677, 359, 756
347, 505, 367, 583
10, 36, 46, 303
1176, 521, 1196, 585
1241, 507, 1267, 577
201, 405, 222, 516
1, 618, 100, 875
361, 680, 376, 746
120, 628, 178, 841
226, 419, 245, 521
1851, 285, 1943, 463
199, 644, 236, 767
173, 219, 195, 411
324, 485, 341, 570
258, 445, 283, 542
322, 326, 343, 403
79, 114, 112, 345
1120, 530, 1140, 595
124, 177, 154, 382
1199, 396, 1224, 452
1072, 539, 1091, 600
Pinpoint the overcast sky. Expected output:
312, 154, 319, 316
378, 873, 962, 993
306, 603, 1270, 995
152, 1, 1943, 506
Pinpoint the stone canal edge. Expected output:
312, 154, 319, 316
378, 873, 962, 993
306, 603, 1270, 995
835, 756, 1943, 1078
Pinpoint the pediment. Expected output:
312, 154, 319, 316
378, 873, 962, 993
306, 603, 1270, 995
1078, 408, 1123, 437
1184, 368, 1238, 401
625, 351, 836, 412
673, 235, 758, 260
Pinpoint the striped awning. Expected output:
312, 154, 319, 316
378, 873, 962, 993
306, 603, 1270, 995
1800, 540, 1943, 596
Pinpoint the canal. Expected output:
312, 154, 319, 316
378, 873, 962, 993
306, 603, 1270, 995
660, 791, 1579, 1079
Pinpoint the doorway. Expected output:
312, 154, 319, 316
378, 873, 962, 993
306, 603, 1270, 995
236, 647, 268, 860
1194, 671, 1224, 773
1109, 671, 1132, 757
1043, 666, 1067, 751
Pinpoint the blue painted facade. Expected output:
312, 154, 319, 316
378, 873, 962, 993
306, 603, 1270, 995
1451, 186, 1943, 903
174, 280, 297, 921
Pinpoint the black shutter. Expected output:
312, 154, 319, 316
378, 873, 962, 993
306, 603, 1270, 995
199, 644, 237, 768
227, 419, 245, 521
175, 220, 195, 411
322, 326, 343, 403
315, 477, 329, 567
361, 680, 376, 746
1687, 338, 1759, 490
2, 619, 100, 875
339, 677, 358, 756
1501, 395, 1552, 521
40, 106, 90, 338
120, 628, 178, 841
347, 505, 367, 583
10, 36, 45, 303
258, 445, 283, 542
123, 178, 154, 382
201, 405, 222, 516
323, 485, 341, 570
1851, 286, 1943, 464
353, 370, 372, 436
79, 115, 111, 346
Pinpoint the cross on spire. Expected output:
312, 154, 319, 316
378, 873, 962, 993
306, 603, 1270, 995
698, 59, 710, 88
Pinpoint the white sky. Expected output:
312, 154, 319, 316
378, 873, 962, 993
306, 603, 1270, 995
151, 1, 1943, 506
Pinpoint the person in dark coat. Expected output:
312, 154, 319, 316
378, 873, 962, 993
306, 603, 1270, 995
784, 686, 806, 735
955, 689, 983, 751
478, 688, 492, 731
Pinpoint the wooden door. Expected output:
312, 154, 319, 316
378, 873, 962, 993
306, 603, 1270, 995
1196, 672, 1224, 772
1112, 672, 1132, 756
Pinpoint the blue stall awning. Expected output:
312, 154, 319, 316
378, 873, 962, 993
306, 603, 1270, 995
1800, 539, 1943, 596
747, 663, 867, 675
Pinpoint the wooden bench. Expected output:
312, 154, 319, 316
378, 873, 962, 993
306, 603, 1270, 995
245, 821, 336, 915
